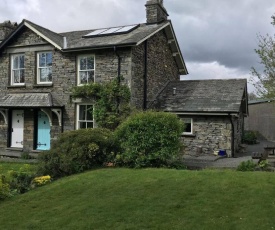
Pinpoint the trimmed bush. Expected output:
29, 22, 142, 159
37, 128, 117, 178
8, 164, 36, 194
237, 160, 257, 171
242, 130, 257, 144
0, 175, 11, 200
113, 111, 184, 168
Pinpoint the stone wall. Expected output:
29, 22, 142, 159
131, 30, 179, 109
181, 115, 244, 157
147, 30, 179, 103
181, 116, 232, 156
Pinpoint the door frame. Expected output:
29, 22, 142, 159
9, 109, 24, 148
36, 110, 51, 150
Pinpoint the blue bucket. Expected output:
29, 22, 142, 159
218, 150, 226, 156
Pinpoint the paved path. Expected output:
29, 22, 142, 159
183, 139, 275, 169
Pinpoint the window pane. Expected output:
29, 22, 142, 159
46, 53, 52, 66
80, 71, 87, 84
86, 105, 93, 120
86, 122, 93, 128
39, 53, 46, 67
80, 58, 86, 70
20, 70, 25, 83
79, 122, 86, 129
185, 123, 192, 133
182, 118, 192, 133
40, 69, 47, 82
79, 105, 86, 120
40, 68, 52, 82
48, 68, 52, 81
13, 70, 19, 83
13, 56, 19, 69
19, 55, 24, 68
87, 71, 94, 83
87, 57, 94, 69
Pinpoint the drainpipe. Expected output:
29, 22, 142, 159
229, 113, 235, 158
114, 46, 121, 83
143, 40, 148, 110
114, 46, 121, 113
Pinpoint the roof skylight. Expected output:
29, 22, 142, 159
83, 24, 139, 38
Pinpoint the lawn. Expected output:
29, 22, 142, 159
0, 162, 37, 175
0, 168, 274, 230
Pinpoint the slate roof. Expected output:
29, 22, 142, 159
0, 19, 188, 74
24, 20, 64, 48
60, 22, 167, 49
0, 93, 63, 108
155, 79, 247, 113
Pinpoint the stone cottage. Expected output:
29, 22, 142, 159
0, 0, 187, 152
153, 79, 248, 157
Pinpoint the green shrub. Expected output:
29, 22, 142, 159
37, 128, 117, 178
8, 164, 36, 194
237, 160, 257, 171
242, 130, 257, 144
258, 160, 269, 170
0, 175, 11, 200
113, 111, 184, 168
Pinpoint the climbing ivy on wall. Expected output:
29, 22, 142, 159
71, 78, 131, 130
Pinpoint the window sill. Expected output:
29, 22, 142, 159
33, 83, 53, 88
7, 84, 26, 89
182, 134, 196, 137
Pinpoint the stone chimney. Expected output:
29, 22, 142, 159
145, 0, 169, 24
0, 20, 17, 42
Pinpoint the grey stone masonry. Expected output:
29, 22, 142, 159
181, 116, 232, 156
145, 0, 169, 24
131, 30, 179, 109
0, 21, 17, 42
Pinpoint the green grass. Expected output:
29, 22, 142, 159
0, 162, 37, 175
0, 168, 275, 230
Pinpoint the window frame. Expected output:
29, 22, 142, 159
76, 104, 94, 129
77, 54, 95, 85
182, 118, 193, 135
37, 51, 53, 84
11, 53, 25, 86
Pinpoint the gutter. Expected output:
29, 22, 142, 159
114, 46, 121, 113
173, 112, 239, 116
62, 43, 137, 53
143, 40, 148, 110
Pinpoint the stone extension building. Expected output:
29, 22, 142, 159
152, 79, 248, 157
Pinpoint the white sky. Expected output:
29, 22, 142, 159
1, 0, 275, 92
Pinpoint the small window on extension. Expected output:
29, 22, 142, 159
182, 118, 193, 135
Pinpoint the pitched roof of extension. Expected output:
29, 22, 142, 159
0, 19, 187, 74
154, 79, 248, 114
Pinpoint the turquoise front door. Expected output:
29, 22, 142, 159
37, 111, 51, 150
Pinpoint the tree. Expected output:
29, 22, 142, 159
247, 92, 258, 101
251, 15, 275, 98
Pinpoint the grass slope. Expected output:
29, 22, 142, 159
0, 168, 275, 230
